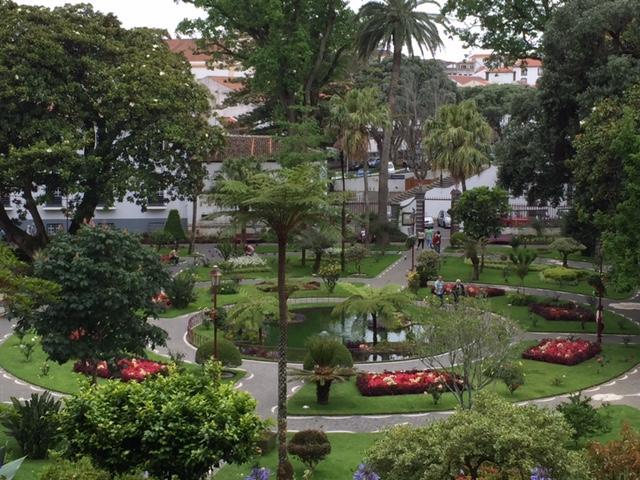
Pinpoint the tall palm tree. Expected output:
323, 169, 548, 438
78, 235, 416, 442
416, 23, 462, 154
424, 100, 493, 191
329, 87, 389, 251
332, 284, 412, 345
356, 0, 443, 237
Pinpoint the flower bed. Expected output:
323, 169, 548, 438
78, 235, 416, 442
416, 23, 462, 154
356, 369, 462, 396
73, 358, 168, 382
431, 283, 505, 298
529, 302, 595, 322
522, 338, 601, 366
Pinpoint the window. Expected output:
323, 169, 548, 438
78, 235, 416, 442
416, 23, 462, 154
538, 67, 544, 75
148, 192, 166, 207
46, 188, 63, 207
521, 67, 528, 76
46, 223, 64, 235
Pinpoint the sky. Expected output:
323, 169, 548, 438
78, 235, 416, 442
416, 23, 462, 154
15, 0, 471, 61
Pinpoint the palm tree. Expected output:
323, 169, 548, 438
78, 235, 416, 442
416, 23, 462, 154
424, 100, 493, 191
356, 0, 443, 237
332, 284, 412, 345
329, 88, 389, 249
227, 294, 279, 344
289, 336, 357, 405
509, 249, 537, 294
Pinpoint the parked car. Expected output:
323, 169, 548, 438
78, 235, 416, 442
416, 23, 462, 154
437, 210, 451, 228
424, 216, 435, 229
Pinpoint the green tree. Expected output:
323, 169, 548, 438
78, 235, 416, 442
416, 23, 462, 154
453, 186, 510, 274
178, 0, 356, 124
356, 0, 443, 240
164, 209, 187, 247
417, 298, 522, 409
332, 285, 412, 345
415, 249, 440, 286
441, 0, 560, 63
423, 101, 493, 191
366, 393, 590, 480
31, 227, 168, 378
556, 392, 608, 444
549, 237, 587, 267
509, 248, 537, 293
58, 362, 266, 479
329, 87, 390, 247
226, 293, 279, 343
0, 243, 59, 325
212, 163, 332, 479
0, 2, 217, 257
289, 336, 356, 405
296, 226, 338, 273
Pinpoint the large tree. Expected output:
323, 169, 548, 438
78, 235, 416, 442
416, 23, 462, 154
366, 393, 590, 480
32, 227, 168, 377
356, 0, 443, 240
423, 100, 493, 191
441, 0, 562, 63
212, 163, 333, 480
178, 0, 356, 124
0, 1, 217, 257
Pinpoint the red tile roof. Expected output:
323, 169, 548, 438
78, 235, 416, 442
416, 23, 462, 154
515, 58, 543, 67
210, 76, 245, 92
449, 75, 489, 86
166, 39, 215, 62
487, 67, 514, 74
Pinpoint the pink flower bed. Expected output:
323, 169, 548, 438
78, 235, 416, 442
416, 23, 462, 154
522, 338, 601, 366
431, 283, 505, 298
356, 369, 463, 396
529, 302, 595, 322
73, 358, 168, 382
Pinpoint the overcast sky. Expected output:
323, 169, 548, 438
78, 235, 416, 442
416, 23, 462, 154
15, 0, 470, 61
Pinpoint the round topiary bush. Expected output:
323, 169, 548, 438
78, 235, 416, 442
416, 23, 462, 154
195, 337, 242, 367
287, 430, 332, 471
541, 267, 588, 284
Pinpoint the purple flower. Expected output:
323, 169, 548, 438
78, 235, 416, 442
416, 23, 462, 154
245, 467, 270, 480
531, 467, 552, 480
353, 463, 380, 480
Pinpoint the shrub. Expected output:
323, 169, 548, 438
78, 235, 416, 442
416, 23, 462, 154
557, 392, 608, 442
541, 266, 588, 284
506, 293, 535, 306
166, 270, 196, 308
406, 270, 420, 294
588, 424, 640, 479
38, 457, 111, 480
195, 337, 242, 367
347, 245, 369, 274
164, 209, 187, 244
257, 430, 277, 455
492, 362, 525, 395
287, 430, 332, 471
318, 263, 340, 293
218, 279, 240, 295
450, 232, 466, 248
416, 250, 440, 287
149, 230, 173, 251
1, 392, 61, 459
217, 238, 241, 260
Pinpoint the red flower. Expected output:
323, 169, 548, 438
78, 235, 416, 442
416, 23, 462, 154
73, 358, 168, 382
522, 338, 601, 365
356, 369, 462, 396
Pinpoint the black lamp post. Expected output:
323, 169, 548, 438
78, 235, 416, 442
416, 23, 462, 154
210, 265, 222, 359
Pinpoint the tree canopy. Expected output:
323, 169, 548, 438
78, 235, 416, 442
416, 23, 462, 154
32, 227, 168, 367
0, 1, 220, 257
453, 187, 509, 241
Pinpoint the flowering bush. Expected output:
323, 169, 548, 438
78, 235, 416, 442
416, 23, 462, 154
353, 464, 380, 480
226, 255, 267, 270
529, 302, 595, 322
431, 283, 505, 298
245, 467, 270, 480
73, 358, 168, 382
151, 290, 171, 310
522, 338, 601, 366
356, 369, 462, 396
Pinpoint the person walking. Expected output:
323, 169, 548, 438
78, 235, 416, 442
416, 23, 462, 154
425, 228, 433, 249
453, 279, 465, 303
432, 230, 442, 254
416, 230, 425, 249
434, 275, 445, 306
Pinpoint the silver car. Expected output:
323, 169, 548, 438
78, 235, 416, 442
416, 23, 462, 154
437, 210, 451, 228
424, 216, 435, 229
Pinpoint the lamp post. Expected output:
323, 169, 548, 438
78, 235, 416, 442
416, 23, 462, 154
210, 265, 222, 359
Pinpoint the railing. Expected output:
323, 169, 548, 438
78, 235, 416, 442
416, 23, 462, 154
186, 311, 207, 347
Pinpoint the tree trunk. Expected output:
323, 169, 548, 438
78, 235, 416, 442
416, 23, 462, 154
461, 177, 467, 192
313, 251, 322, 273
189, 190, 198, 255
301, 248, 306, 267
376, 38, 403, 245
0, 205, 46, 258
276, 234, 293, 479
480, 241, 486, 273
562, 253, 568, 268
340, 152, 347, 272
371, 312, 378, 346
471, 256, 480, 281
363, 156, 370, 247
316, 380, 333, 405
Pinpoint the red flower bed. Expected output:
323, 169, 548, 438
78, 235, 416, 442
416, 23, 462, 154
73, 358, 168, 382
529, 302, 595, 322
522, 338, 601, 366
431, 283, 505, 298
356, 369, 463, 396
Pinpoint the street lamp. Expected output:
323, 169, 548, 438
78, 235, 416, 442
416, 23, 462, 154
210, 265, 222, 359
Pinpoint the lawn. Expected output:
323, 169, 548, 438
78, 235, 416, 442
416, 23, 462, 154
485, 296, 640, 334
0, 334, 243, 395
213, 433, 379, 480
288, 342, 640, 415
584, 404, 640, 446
446, 245, 595, 264
438, 255, 629, 299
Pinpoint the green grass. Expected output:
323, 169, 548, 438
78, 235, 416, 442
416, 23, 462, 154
0, 334, 240, 395
213, 433, 379, 480
486, 296, 640, 334
438, 256, 630, 299
583, 405, 640, 446
288, 342, 640, 415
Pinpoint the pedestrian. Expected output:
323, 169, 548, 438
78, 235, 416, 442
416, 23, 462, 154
426, 228, 433, 249
360, 228, 367, 244
434, 275, 445, 306
453, 278, 465, 303
416, 230, 425, 249
432, 230, 442, 254
169, 248, 180, 265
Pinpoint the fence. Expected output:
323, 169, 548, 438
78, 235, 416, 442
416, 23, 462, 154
186, 311, 209, 348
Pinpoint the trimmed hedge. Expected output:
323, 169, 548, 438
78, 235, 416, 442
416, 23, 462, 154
541, 266, 588, 284
195, 337, 242, 367
287, 430, 332, 471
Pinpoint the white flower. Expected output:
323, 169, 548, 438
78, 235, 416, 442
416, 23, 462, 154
159, 71, 165, 76
46, 148, 52, 153
227, 255, 267, 269
129, 102, 135, 107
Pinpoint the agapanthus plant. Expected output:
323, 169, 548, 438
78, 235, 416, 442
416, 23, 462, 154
245, 467, 270, 480
353, 463, 380, 480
